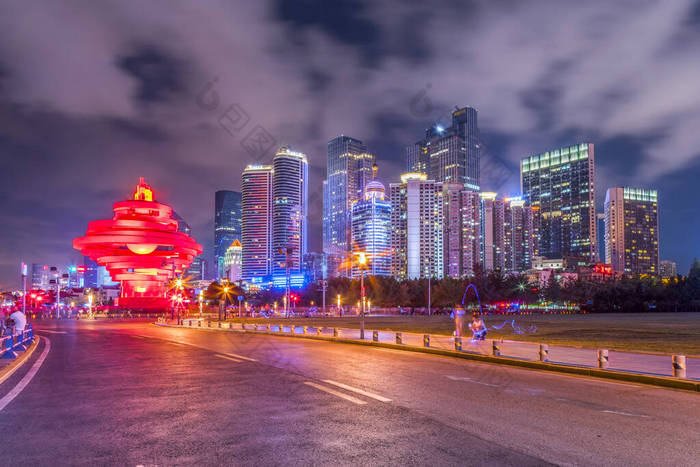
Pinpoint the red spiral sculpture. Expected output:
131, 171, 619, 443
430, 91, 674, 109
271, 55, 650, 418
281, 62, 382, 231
73, 178, 203, 310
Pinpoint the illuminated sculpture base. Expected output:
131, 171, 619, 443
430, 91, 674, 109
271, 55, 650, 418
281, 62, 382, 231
117, 297, 172, 311
117, 282, 171, 311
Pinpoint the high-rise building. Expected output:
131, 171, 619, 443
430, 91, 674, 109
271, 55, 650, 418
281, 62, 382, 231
605, 187, 659, 275
480, 192, 505, 271
407, 106, 480, 191
83, 257, 98, 289
596, 213, 606, 263
185, 256, 206, 280
521, 143, 596, 261
241, 165, 273, 281
223, 239, 242, 282
660, 260, 677, 279
389, 173, 444, 280
442, 184, 481, 278
214, 190, 242, 279
31, 263, 49, 290
323, 136, 374, 273
350, 165, 392, 278
272, 147, 308, 276
503, 198, 539, 272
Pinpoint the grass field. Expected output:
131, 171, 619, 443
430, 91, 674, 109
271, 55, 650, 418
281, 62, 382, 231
223, 312, 700, 355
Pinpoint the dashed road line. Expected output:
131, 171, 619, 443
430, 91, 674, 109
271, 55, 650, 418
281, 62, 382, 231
36, 329, 67, 334
601, 410, 650, 418
445, 375, 500, 387
322, 380, 392, 402
215, 354, 243, 363
304, 382, 367, 405
225, 352, 257, 362
0, 337, 51, 412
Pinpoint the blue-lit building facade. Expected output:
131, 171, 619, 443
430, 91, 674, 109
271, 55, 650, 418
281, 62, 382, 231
351, 169, 392, 278
241, 165, 273, 282
323, 136, 373, 276
215, 190, 242, 279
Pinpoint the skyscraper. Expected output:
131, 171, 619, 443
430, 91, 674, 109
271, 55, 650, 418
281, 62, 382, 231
480, 192, 505, 271
389, 173, 444, 280
241, 165, 273, 281
223, 239, 242, 282
323, 136, 374, 272
521, 143, 596, 261
660, 260, 677, 279
272, 147, 308, 276
407, 106, 480, 191
442, 184, 481, 278
605, 187, 659, 275
214, 190, 242, 279
596, 213, 606, 263
350, 165, 392, 278
503, 198, 538, 272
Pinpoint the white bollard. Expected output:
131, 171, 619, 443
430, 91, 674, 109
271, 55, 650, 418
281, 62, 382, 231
395, 332, 403, 344
266, 324, 271, 332
539, 344, 549, 362
672, 355, 687, 378
492, 340, 501, 357
333, 328, 339, 337
372, 330, 379, 342
229, 322, 234, 330
303, 326, 308, 335
455, 336, 462, 351
289, 325, 295, 335
423, 334, 430, 347
317, 327, 322, 336
597, 349, 609, 369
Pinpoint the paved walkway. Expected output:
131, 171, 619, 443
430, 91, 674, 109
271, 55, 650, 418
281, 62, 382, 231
186, 320, 700, 380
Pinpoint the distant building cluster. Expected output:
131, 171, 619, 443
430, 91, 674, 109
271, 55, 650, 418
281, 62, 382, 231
27, 106, 666, 295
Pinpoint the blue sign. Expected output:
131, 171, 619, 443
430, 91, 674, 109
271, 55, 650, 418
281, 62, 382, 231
238, 295, 243, 301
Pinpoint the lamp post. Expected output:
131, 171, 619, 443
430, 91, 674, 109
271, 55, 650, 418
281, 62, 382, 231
198, 291, 204, 317
219, 280, 229, 322
426, 257, 431, 316
358, 252, 367, 340
20, 262, 27, 315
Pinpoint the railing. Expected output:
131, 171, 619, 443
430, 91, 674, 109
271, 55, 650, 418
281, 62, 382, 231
166, 318, 699, 382
1, 325, 35, 359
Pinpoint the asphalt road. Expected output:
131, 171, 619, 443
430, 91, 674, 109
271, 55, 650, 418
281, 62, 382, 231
1, 320, 698, 466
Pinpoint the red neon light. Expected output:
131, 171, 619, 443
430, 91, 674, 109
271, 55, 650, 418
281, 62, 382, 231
73, 178, 202, 309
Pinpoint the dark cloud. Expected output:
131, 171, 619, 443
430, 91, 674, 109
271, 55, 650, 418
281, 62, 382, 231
0, 0, 698, 288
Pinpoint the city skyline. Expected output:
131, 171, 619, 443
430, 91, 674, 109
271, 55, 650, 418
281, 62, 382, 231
1, 0, 699, 288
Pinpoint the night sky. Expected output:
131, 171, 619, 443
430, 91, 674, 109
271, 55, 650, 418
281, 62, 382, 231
1, 0, 699, 289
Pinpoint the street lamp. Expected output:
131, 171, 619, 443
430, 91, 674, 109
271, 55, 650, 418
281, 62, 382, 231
357, 252, 367, 340
198, 291, 204, 317
425, 257, 431, 316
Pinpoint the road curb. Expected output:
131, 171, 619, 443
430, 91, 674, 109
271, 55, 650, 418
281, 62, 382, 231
154, 322, 700, 392
0, 337, 40, 386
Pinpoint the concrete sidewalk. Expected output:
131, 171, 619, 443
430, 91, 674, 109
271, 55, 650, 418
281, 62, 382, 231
184, 320, 700, 381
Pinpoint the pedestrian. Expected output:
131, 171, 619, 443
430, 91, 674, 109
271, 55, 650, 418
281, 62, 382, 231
451, 306, 466, 337
10, 307, 26, 336
469, 313, 487, 341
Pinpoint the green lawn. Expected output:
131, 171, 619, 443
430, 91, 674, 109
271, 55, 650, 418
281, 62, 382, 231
221, 312, 700, 355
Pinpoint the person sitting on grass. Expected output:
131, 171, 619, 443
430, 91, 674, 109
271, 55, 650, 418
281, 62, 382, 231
469, 314, 487, 341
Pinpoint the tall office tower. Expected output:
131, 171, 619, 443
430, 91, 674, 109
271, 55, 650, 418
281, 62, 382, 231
83, 257, 98, 289
442, 184, 481, 278
241, 165, 273, 281
596, 213, 606, 263
480, 192, 506, 271
521, 143, 596, 261
350, 165, 392, 278
272, 147, 308, 276
406, 106, 480, 191
389, 173, 444, 280
461, 190, 482, 277
503, 198, 539, 272
660, 260, 677, 279
323, 136, 374, 273
185, 256, 206, 280
605, 187, 659, 275
31, 264, 49, 290
223, 239, 242, 282
214, 190, 242, 279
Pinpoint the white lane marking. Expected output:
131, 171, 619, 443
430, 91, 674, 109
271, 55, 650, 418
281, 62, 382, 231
322, 380, 392, 402
445, 375, 499, 387
0, 337, 51, 412
36, 329, 67, 334
215, 354, 243, 363
304, 382, 367, 405
130, 335, 145, 339
168, 341, 185, 346
225, 352, 257, 362
601, 410, 650, 418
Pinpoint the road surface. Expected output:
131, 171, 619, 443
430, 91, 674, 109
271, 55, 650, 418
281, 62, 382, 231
0, 320, 698, 465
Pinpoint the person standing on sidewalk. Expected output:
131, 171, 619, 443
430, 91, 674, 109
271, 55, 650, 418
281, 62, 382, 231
10, 307, 27, 336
